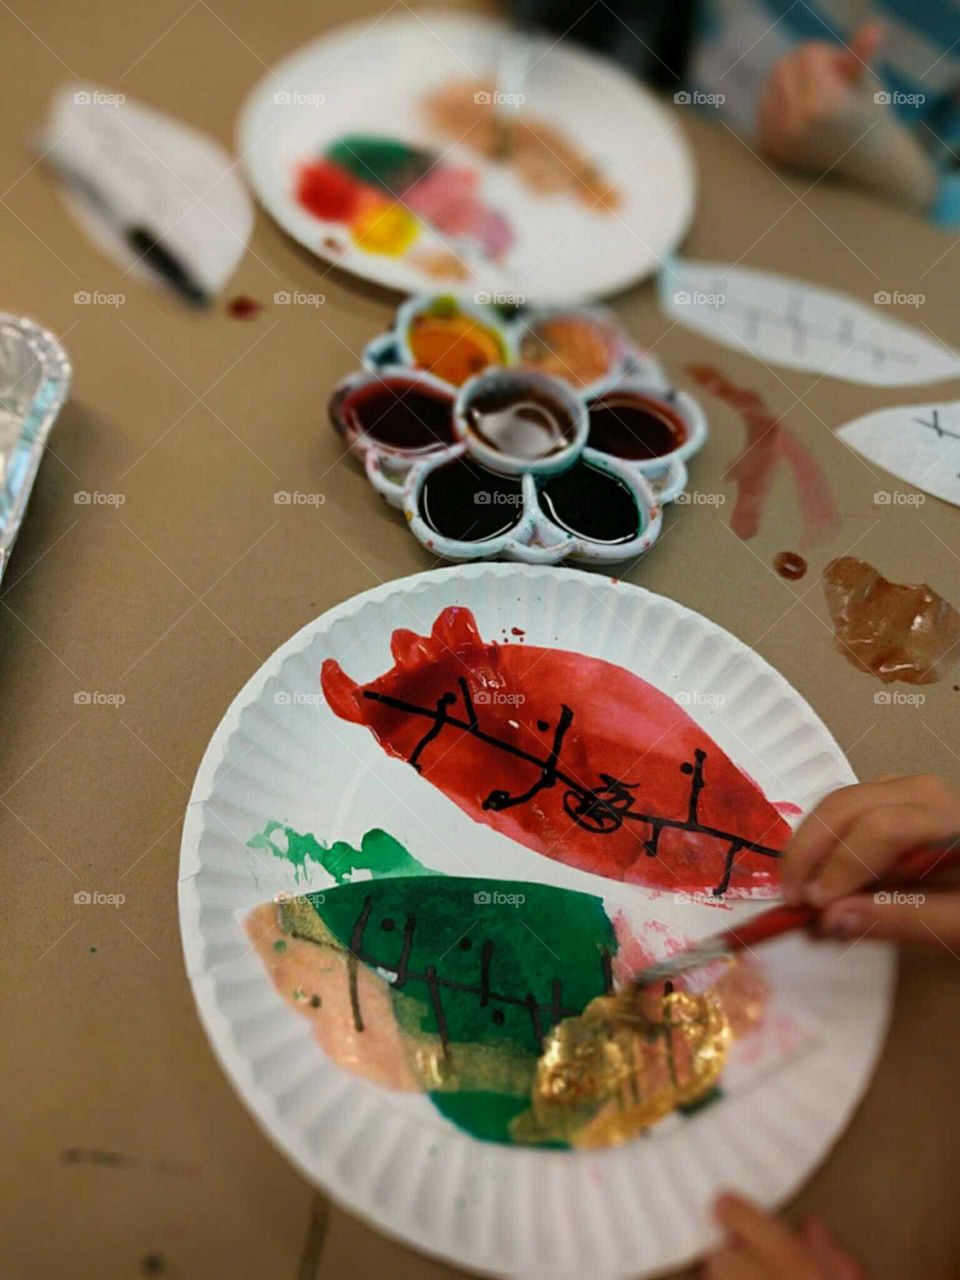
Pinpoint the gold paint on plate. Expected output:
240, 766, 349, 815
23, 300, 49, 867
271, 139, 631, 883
513, 987, 732, 1148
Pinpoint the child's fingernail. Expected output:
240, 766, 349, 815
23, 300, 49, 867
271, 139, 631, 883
822, 908, 864, 938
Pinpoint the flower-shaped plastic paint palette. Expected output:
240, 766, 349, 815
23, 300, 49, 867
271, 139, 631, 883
330, 295, 708, 564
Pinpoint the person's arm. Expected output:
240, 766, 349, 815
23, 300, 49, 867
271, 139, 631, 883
756, 22, 940, 216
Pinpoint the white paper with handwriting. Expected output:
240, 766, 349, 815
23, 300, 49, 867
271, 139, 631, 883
837, 401, 960, 507
660, 259, 960, 387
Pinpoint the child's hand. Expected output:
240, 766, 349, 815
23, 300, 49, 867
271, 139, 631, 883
757, 22, 883, 167
781, 774, 960, 945
756, 22, 936, 212
705, 1193, 867, 1279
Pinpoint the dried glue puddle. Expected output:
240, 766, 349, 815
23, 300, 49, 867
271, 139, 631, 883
321, 607, 789, 896
246, 829, 766, 1148
823, 557, 960, 684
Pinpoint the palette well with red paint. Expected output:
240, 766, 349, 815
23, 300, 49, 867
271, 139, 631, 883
329, 294, 708, 564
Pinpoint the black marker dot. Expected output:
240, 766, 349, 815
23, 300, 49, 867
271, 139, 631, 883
380, 918, 396, 932
492, 1009, 505, 1026
141, 1254, 166, 1276
537, 720, 549, 732
310, 994, 321, 1009
459, 937, 472, 951
680, 762, 694, 775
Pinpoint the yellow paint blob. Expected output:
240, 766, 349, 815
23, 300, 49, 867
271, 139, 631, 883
351, 197, 419, 256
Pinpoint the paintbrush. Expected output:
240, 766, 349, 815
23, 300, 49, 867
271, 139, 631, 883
492, 23, 534, 159
633, 836, 960, 988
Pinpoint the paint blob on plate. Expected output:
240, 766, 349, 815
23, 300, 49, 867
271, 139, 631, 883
321, 606, 790, 896
296, 134, 514, 272
246, 829, 771, 1149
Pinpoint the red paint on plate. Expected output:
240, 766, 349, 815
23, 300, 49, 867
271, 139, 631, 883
321, 607, 789, 897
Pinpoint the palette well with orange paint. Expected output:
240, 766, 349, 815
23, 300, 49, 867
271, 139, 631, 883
329, 294, 709, 565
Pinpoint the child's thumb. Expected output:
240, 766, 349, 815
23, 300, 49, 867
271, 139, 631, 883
841, 21, 885, 80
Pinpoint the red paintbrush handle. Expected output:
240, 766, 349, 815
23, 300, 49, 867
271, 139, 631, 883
718, 904, 817, 952
717, 838, 960, 954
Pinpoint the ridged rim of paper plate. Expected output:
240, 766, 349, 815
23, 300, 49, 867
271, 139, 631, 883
179, 563, 893, 1280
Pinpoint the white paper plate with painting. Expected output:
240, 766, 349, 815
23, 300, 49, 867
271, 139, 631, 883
237, 11, 695, 301
179, 564, 893, 1278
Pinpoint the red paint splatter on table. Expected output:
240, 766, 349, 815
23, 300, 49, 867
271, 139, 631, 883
226, 295, 262, 320
321, 607, 789, 897
686, 365, 840, 548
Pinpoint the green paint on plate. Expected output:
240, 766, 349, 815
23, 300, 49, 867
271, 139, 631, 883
248, 822, 428, 885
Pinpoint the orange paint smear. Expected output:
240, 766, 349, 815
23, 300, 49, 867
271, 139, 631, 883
246, 902, 417, 1090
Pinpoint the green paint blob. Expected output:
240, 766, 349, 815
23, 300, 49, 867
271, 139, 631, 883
430, 1091, 566, 1148
288, 873, 617, 1144
273, 939, 287, 953
325, 135, 431, 192
248, 823, 428, 885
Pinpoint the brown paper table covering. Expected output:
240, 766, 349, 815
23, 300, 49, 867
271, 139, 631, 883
1, 1, 959, 1276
